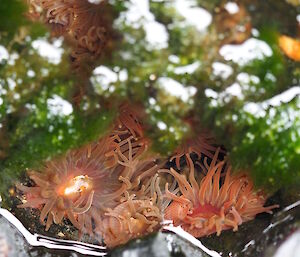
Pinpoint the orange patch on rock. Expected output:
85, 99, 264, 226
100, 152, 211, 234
279, 35, 300, 61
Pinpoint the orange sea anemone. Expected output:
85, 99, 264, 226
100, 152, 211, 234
69, 0, 115, 71
106, 103, 149, 169
94, 138, 162, 247
26, 0, 116, 73
16, 136, 121, 234
99, 175, 163, 248
26, 0, 74, 35
16, 102, 165, 248
113, 103, 145, 139
90, 106, 163, 247
161, 149, 279, 238
16, 103, 156, 240
170, 134, 218, 169
100, 135, 160, 211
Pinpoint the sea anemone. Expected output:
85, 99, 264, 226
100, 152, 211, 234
113, 103, 145, 139
26, 0, 74, 35
161, 148, 279, 238
98, 175, 163, 248
170, 134, 218, 169
90, 132, 162, 247
106, 103, 149, 169
92, 106, 163, 247
16, 136, 121, 234
16, 103, 164, 246
98, 135, 159, 213
69, 0, 113, 71
26, 0, 116, 73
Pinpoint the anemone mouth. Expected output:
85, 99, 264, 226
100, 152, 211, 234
62, 175, 93, 196
189, 203, 220, 217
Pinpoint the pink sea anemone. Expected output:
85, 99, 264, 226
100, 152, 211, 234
162, 149, 279, 238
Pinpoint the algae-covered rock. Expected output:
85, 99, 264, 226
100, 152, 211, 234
0, 0, 300, 256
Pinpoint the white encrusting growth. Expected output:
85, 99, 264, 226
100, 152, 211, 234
157, 77, 197, 102
47, 94, 73, 117
0, 45, 9, 62
244, 86, 300, 117
220, 38, 273, 65
174, 62, 200, 75
212, 62, 233, 79
224, 2, 239, 14
32, 39, 63, 65
174, 0, 212, 31
122, 0, 168, 49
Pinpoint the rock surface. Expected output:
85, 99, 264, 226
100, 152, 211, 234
1, 197, 300, 257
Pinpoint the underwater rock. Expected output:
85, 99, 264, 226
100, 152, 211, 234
246, 199, 300, 257
0, 213, 31, 257
110, 232, 213, 257
1, 197, 300, 257
271, 229, 300, 257
110, 233, 170, 257
0, 209, 86, 257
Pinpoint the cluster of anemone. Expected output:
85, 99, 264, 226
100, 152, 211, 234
17, 104, 163, 247
16, 104, 278, 248
26, 0, 116, 73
